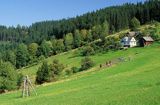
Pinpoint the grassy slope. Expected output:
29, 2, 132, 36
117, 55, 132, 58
18, 28, 131, 81
0, 43, 160, 105
19, 24, 151, 80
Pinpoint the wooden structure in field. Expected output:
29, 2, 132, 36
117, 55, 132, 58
22, 75, 37, 97
140, 36, 154, 47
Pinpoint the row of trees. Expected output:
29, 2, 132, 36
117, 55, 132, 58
29, 0, 160, 41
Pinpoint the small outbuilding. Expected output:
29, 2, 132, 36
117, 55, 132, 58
139, 36, 154, 47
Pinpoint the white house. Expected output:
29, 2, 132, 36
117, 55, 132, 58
121, 37, 137, 47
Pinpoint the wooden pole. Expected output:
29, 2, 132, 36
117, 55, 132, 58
22, 77, 26, 98
27, 75, 37, 96
22, 75, 37, 98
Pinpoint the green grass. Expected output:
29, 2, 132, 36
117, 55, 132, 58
0, 43, 160, 105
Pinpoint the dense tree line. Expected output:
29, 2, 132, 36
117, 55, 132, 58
0, 0, 159, 43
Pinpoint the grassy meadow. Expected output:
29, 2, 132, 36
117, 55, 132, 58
0, 43, 160, 105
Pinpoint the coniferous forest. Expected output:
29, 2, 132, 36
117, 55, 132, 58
0, 0, 159, 70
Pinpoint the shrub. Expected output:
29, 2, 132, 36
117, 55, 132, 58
38, 55, 45, 62
65, 69, 73, 75
50, 59, 64, 76
36, 61, 52, 84
90, 43, 102, 53
82, 46, 95, 56
81, 57, 94, 71
72, 67, 80, 73
36, 59, 65, 84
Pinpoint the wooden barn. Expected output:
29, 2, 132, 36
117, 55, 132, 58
139, 36, 154, 47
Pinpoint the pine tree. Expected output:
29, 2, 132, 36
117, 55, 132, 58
16, 43, 29, 69
129, 17, 141, 31
36, 61, 51, 84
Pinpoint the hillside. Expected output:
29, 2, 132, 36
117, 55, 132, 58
18, 28, 131, 82
0, 42, 160, 105
0, 0, 160, 105
18, 24, 155, 82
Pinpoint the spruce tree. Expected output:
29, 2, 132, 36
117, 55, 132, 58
130, 17, 141, 31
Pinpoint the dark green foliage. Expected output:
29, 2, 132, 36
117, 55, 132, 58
63, 33, 73, 51
66, 67, 80, 75
36, 61, 51, 84
130, 17, 141, 31
104, 37, 121, 51
65, 69, 73, 75
90, 43, 103, 53
16, 43, 29, 69
110, 25, 116, 34
0, 61, 18, 92
28, 43, 39, 57
100, 21, 109, 43
92, 25, 102, 40
73, 30, 82, 48
81, 57, 94, 71
54, 39, 65, 54
150, 23, 160, 41
49, 59, 64, 76
86, 30, 93, 42
28, 43, 39, 63
3, 50, 16, 66
90, 36, 121, 53
37, 40, 52, 57
36, 59, 64, 84
72, 67, 80, 73
38, 55, 45, 62
82, 46, 95, 56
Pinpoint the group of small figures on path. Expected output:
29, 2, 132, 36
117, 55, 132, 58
99, 56, 132, 69
99, 61, 112, 68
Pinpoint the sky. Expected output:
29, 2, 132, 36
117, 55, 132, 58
0, 0, 146, 27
